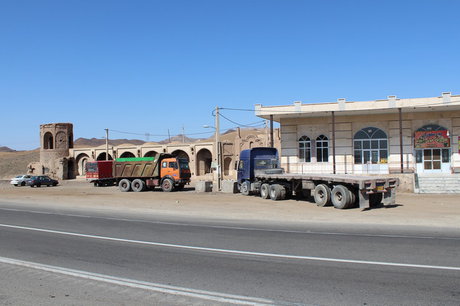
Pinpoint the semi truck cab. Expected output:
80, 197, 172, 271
237, 147, 281, 184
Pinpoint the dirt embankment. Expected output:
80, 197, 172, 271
0, 150, 39, 179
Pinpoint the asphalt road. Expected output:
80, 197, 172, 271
0, 202, 459, 305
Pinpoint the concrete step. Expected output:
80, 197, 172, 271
416, 174, 460, 193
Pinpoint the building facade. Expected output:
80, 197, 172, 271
32, 124, 281, 181
256, 93, 460, 191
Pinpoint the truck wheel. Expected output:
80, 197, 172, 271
240, 181, 251, 196
331, 185, 352, 209
314, 184, 331, 207
119, 179, 131, 192
161, 178, 174, 192
348, 188, 357, 208
269, 184, 286, 201
131, 179, 145, 192
260, 183, 270, 199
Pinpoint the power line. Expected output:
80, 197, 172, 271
219, 113, 265, 128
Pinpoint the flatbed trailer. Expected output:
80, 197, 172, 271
253, 173, 398, 209
238, 147, 399, 209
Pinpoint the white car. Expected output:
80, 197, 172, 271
10, 175, 32, 186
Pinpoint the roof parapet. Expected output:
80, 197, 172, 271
337, 98, 346, 110
388, 95, 397, 108
442, 92, 451, 103
255, 104, 262, 116
294, 101, 302, 112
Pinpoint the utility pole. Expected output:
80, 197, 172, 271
105, 128, 109, 161
168, 129, 171, 143
182, 126, 185, 143
215, 106, 221, 191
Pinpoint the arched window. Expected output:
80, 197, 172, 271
43, 132, 53, 150
298, 136, 311, 162
354, 127, 388, 164
316, 135, 329, 162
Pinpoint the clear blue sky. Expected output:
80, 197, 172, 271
1, 0, 459, 150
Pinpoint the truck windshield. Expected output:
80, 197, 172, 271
86, 162, 98, 172
179, 162, 189, 169
254, 159, 278, 169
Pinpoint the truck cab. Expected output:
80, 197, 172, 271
160, 157, 191, 187
237, 147, 281, 184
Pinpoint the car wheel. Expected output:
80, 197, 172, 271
36, 183, 41, 188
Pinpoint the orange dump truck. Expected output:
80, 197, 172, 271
86, 154, 191, 192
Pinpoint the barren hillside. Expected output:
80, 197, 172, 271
0, 150, 39, 179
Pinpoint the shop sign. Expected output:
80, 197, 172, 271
414, 130, 450, 148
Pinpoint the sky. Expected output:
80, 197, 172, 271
1, 0, 459, 150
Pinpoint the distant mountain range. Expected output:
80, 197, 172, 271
0, 146, 16, 152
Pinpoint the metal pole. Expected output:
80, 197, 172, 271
332, 112, 336, 174
168, 129, 171, 143
215, 106, 221, 191
270, 114, 274, 148
399, 108, 404, 173
105, 128, 109, 161
182, 126, 185, 143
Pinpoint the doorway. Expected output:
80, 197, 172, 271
416, 148, 450, 173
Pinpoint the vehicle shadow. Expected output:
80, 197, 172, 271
363, 203, 404, 211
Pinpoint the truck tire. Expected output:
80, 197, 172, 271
260, 183, 270, 199
161, 178, 174, 192
269, 184, 286, 201
331, 185, 352, 209
314, 184, 331, 207
240, 181, 251, 196
348, 188, 357, 208
131, 179, 145, 192
119, 179, 131, 192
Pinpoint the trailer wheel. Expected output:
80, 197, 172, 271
269, 184, 286, 201
131, 179, 145, 192
314, 184, 331, 207
260, 183, 270, 199
161, 178, 174, 192
348, 188, 357, 208
240, 181, 251, 196
119, 179, 131, 192
331, 185, 352, 209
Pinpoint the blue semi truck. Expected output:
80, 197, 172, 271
237, 147, 398, 209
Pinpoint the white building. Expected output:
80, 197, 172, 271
256, 93, 460, 192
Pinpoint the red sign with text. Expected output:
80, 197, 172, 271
414, 130, 450, 148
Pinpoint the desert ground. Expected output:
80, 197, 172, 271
1, 179, 459, 230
